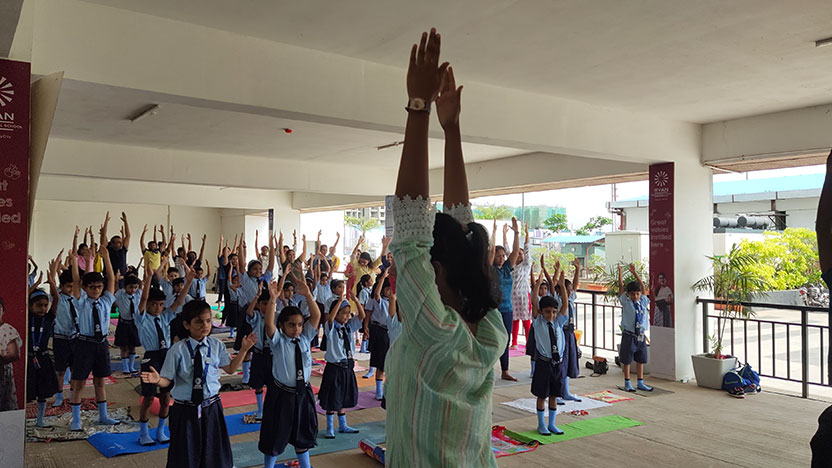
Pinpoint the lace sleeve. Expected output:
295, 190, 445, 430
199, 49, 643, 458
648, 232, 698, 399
391, 196, 435, 245
443, 203, 475, 225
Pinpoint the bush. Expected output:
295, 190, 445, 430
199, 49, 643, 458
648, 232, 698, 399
735, 228, 820, 290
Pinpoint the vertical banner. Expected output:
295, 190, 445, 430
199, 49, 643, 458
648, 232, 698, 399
0, 59, 31, 412
649, 162, 675, 328
268, 208, 274, 236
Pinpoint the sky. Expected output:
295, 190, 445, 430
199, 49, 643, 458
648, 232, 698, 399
300, 164, 826, 256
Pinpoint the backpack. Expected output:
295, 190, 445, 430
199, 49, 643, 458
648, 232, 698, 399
737, 363, 761, 393
722, 369, 750, 396
585, 356, 609, 376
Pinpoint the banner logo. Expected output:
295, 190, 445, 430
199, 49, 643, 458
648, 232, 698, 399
653, 170, 669, 187
0, 76, 13, 107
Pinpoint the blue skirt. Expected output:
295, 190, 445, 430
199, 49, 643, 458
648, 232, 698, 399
563, 323, 580, 378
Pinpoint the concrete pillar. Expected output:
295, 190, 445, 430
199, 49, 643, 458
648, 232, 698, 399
650, 159, 713, 381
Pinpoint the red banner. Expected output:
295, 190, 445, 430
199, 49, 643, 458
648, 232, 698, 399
649, 162, 674, 328
0, 59, 30, 410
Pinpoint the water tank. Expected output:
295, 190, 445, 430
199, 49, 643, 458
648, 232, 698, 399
737, 216, 771, 229
713, 217, 740, 228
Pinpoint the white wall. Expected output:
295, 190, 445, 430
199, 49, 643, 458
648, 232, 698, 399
30, 199, 221, 270
623, 207, 649, 231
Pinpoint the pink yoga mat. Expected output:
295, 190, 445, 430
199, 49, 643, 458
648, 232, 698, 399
508, 345, 527, 358
315, 390, 381, 415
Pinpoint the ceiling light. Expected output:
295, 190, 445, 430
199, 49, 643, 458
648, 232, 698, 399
129, 104, 159, 123
815, 37, 832, 48
376, 140, 404, 151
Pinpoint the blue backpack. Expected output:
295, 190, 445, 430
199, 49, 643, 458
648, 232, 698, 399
722, 370, 750, 393
738, 363, 761, 391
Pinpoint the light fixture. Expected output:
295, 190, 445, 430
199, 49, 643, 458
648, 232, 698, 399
815, 37, 832, 48
129, 104, 159, 123
376, 140, 405, 151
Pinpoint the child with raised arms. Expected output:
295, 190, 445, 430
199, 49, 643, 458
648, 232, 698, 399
530, 269, 570, 435
243, 265, 289, 422
69, 214, 120, 431
113, 273, 143, 375
47, 240, 79, 407
134, 267, 192, 445
259, 275, 321, 468
318, 288, 365, 439
27, 283, 60, 428
364, 267, 391, 400
141, 300, 256, 468
618, 263, 653, 392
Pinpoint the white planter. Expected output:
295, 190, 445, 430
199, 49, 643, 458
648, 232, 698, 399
691, 354, 737, 390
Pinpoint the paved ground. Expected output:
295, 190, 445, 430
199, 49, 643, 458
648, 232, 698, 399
24, 322, 828, 468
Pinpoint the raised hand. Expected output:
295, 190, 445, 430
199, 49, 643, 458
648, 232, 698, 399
628, 263, 637, 274
573, 257, 581, 269
407, 28, 449, 103
511, 217, 519, 233
502, 223, 509, 236
268, 279, 280, 298
120, 211, 128, 225
540, 254, 546, 270
436, 66, 462, 130
382, 236, 391, 248
242, 333, 258, 350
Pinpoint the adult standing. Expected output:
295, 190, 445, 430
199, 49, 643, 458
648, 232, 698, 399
811, 150, 832, 466
492, 217, 521, 381
107, 212, 131, 289
386, 28, 506, 466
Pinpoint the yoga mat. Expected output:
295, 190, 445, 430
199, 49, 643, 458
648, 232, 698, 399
26, 397, 98, 418
88, 412, 260, 457
500, 397, 611, 415
508, 345, 527, 358
26, 407, 135, 442
583, 390, 633, 403
506, 415, 643, 445
616, 385, 674, 397
315, 390, 382, 415
493, 373, 533, 388
491, 425, 539, 458
232, 420, 387, 467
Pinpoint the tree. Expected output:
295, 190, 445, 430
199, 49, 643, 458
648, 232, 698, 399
575, 216, 612, 236
734, 228, 820, 290
473, 204, 514, 220
344, 215, 381, 250
544, 213, 568, 232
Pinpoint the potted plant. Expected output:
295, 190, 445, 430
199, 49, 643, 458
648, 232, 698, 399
691, 245, 770, 389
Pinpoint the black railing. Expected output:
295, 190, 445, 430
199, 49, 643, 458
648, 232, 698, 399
697, 297, 829, 398
574, 289, 622, 356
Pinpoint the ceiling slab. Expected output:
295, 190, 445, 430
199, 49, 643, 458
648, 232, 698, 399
51, 79, 527, 169
80, 0, 832, 123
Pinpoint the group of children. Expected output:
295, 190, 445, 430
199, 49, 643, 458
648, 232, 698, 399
23, 211, 402, 468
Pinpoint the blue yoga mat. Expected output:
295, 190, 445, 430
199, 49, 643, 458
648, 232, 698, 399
232, 420, 387, 468
88, 412, 260, 458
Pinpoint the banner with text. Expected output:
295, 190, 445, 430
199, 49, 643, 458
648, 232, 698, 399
649, 162, 674, 329
0, 59, 31, 410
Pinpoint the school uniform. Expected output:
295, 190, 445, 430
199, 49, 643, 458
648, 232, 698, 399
289, 294, 311, 318
530, 314, 568, 399
245, 309, 276, 390
53, 292, 80, 372
159, 279, 175, 300
189, 278, 208, 302
222, 282, 240, 328
136, 308, 176, 397
526, 293, 553, 360
318, 317, 362, 412
166, 293, 194, 342
314, 283, 333, 309
113, 289, 142, 348
387, 315, 403, 345
366, 297, 391, 371
563, 291, 581, 378
72, 291, 116, 380
27, 313, 60, 401
159, 336, 232, 468
237, 271, 273, 311
619, 294, 650, 365
258, 323, 318, 457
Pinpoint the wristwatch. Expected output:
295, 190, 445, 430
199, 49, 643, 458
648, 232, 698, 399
406, 97, 431, 113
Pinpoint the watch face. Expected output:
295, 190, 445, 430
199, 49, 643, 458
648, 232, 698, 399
409, 98, 425, 110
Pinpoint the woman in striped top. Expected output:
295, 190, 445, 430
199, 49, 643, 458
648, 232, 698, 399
386, 28, 507, 467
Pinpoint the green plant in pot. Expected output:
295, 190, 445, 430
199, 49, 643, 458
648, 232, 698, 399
690, 245, 770, 389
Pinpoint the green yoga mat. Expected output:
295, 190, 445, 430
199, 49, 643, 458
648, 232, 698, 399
506, 415, 642, 445
232, 420, 386, 467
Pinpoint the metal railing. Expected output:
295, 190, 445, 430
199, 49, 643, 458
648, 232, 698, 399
574, 289, 622, 356
697, 297, 830, 398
